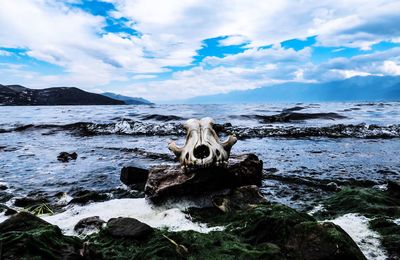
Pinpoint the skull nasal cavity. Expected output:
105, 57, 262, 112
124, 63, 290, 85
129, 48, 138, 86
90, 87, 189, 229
193, 145, 210, 159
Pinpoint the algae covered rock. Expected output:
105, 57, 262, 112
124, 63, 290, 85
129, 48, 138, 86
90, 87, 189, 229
84, 203, 365, 260
0, 212, 82, 259
145, 153, 263, 203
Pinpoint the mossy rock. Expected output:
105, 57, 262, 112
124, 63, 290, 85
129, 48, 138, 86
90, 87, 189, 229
321, 187, 400, 218
85, 229, 283, 260
85, 203, 365, 260
0, 212, 82, 259
369, 217, 400, 259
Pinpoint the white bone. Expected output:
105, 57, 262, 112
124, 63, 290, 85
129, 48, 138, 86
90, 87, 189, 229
168, 117, 237, 168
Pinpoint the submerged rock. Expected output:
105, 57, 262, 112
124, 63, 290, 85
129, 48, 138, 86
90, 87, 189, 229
0, 212, 82, 259
120, 166, 149, 185
74, 216, 106, 235
145, 153, 263, 202
212, 185, 267, 212
57, 151, 78, 162
14, 196, 49, 208
69, 190, 109, 205
106, 217, 154, 239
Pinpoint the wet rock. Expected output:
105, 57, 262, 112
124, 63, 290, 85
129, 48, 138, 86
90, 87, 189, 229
106, 217, 154, 239
259, 112, 346, 123
284, 221, 366, 260
69, 190, 108, 205
0, 183, 7, 190
120, 166, 149, 185
145, 153, 263, 203
369, 217, 400, 259
321, 187, 400, 218
57, 151, 78, 162
14, 196, 49, 207
212, 185, 267, 213
4, 207, 18, 216
74, 216, 105, 235
0, 212, 82, 259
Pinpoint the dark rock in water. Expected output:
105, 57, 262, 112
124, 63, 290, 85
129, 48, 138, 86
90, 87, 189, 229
57, 151, 78, 162
120, 166, 149, 185
14, 196, 49, 207
145, 153, 263, 202
74, 216, 106, 235
388, 180, 400, 196
212, 185, 267, 213
282, 106, 306, 113
140, 114, 184, 121
106, 217, 154, 239
0, 183, 7, 190
284, 221, 366, 260
4, 207, 17, 216
69, 190, 108, 205
259, 112, 347, 123
0, 212, 82, 259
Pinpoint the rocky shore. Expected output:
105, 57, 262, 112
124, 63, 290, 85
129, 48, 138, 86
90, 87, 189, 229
2, 153, 397, 259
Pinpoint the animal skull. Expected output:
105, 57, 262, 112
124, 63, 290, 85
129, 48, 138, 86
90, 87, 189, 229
168, 117, 237, 169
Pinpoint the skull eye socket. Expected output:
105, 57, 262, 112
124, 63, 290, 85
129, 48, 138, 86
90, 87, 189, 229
193, 145, 210, 159
185, 153, 189, 160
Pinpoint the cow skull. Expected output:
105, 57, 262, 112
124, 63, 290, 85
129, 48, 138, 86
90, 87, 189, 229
168, 117, 237, 169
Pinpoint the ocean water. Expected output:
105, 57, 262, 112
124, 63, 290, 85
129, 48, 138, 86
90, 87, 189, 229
0, 102, 400, 207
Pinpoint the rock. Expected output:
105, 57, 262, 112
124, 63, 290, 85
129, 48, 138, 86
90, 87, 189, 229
5, 208, 18, 216
69, 190, 108, 205
74, 216, 105, 235
0, 212, 82, 259
284, 221, 366, 260
0, 211, 50, 232
57, 151, 78, 162
145, 153, 263, 202
106, 217, 154, 239
0, 183, 7, 190
120, 166, 149, 185
14, 196, 48, 207
212, 185, 267, 213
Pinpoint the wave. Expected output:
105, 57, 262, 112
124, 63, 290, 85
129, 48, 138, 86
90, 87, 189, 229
1, 120, 400, 139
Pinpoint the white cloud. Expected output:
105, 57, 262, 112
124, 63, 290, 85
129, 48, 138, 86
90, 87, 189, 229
0, 0, 399, 100
382, 60, 400, 75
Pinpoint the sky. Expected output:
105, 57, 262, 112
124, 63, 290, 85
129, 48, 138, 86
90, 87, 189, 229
0, 0, 400, 102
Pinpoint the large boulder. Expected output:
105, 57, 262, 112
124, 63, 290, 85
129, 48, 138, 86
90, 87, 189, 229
74, 216, 106, 235
0, 212, 82, 259
145, 153, 263, 202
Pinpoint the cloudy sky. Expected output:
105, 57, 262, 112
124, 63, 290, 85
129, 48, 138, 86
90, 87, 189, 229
0, 0, 400, 101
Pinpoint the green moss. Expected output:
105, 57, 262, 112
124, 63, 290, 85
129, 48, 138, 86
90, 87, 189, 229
369, 217, 400, 259
86, 229, 284, 260
0, 225, 82, 259
320, 187, 400, 218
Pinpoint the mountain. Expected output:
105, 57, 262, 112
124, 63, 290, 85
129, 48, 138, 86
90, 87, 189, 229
180, 76, 400, 104
101, 92, 153, 105
0, 85, 125, 105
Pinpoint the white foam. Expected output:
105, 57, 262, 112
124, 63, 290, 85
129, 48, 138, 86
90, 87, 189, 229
393, 218, 400, 225
42, 198, 222, 236
326, 213, 388, 260
307, 204, 324, 215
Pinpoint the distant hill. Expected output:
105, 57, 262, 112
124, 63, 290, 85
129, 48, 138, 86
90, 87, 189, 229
180, 76, 400, 104
101, 92, 153, 105
0, 85, 125, 105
